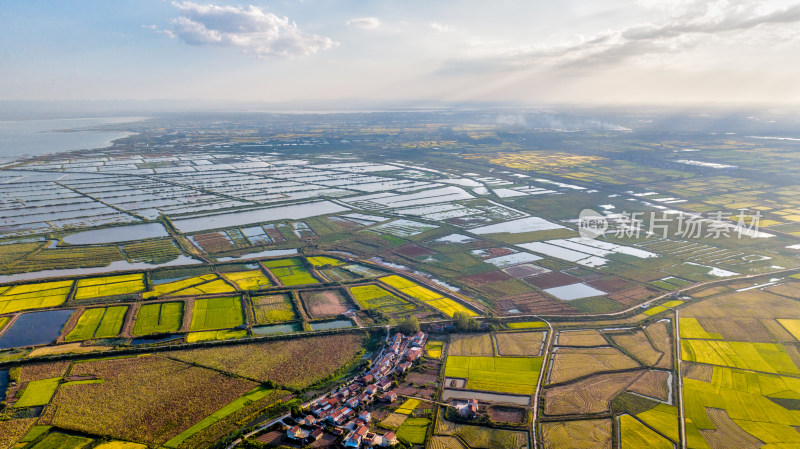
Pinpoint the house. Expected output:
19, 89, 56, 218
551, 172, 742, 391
361, 374, 375, 385
410, 331, 426, 347
308, 428, 323, 442
396, 361, 412, 373
344, 424, 369, 447
327, 407, 353, 426
381, 431, 398, 446
358, 410, 372, 423
286, 425, 305, 440
380, 391, 398, 403
404, 347, 423, 362
364, 432, 383, 447
377, 378, 393, 392
365, 384, 378, 396
346, 397, 360, 409
456, 399, 479, 418
301, 415, 317, 426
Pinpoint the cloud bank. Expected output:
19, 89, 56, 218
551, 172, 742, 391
161, 2, 336, 58
447, 0, 800, 71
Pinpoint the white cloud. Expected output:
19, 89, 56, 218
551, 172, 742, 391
430, 22, 454, 32
166, 2, 336, 58
143, 24, 176, 38
346, 17, 381, 29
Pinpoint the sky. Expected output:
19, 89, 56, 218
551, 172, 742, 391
2, 0, 800, 108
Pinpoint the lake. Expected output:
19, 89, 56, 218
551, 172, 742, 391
310, 319, 354, 331
0, 117, 145, 164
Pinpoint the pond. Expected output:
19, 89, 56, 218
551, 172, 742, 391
252, 323, 301, 335
310, 319, 354, 331
0, 309, 74, 350
441, 389, 531, 405
0, 255, 202, 283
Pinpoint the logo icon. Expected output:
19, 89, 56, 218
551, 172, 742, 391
578, 208, 607, 239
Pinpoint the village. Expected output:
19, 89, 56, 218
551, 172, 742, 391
278, 330, 430, 448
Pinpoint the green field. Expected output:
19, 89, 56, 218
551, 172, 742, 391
190, 296, 245, 331
29, 432, 93, 449
131, 302, 184, 336
15, 377, 61, 408
619, 414, 673, 449
262, 258, 319, 286
163, 387, 285, 448
251, 294, 296, 323
65, 306, 128, 341
444, 355, 542, 394
186, 329, 248, 343
396, 417, 430, 445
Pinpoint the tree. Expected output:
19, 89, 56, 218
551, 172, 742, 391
398, 316, 420, 334
453, 312, 480, 331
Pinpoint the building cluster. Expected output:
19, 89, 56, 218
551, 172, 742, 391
285, 331, 427, 448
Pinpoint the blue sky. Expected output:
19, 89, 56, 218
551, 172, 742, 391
2, 0, 800, 106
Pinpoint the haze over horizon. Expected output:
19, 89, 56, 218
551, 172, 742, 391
4, 0, 800, 109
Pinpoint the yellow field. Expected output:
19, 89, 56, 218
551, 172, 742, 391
396, 398, 420, 414
93, 442, 147, 449
76, 274, 142, 286
144, 274, 216, 298
186, 329, 247, 343
679, 318, 723, 339
507, 321, 548, 329
425, 341, 444, 359
777, 319, 800, 341
74, 274, 145, 300
307, 256, 344, 267
221, 270, 272, 290
619, 414, 673, 449
681, 340, 800, 374
379, 275, 477, 317
0, 280, 72, 314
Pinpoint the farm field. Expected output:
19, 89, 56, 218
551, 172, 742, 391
379, 275, 477, 317
15, 377, 61, 407
495, 331, 545, 356
0, 280, 72, 314
619, 414, 673, 449
65, 305, 128, 341
396, 417, 429, 445
162, 333, 364, 389
444, 355, 542, 394
448, 334, 495, 356
251, 293, 296, 323
220, 270, 272, 290
348, 284, 423, 320
425, 340, 444, 358
186, 329, 247, 343
541, 419, 612, 449
189, 296, 244, 331
548, 347, 640, 384
262, 258, 319, 286
131, 302, 184, 336
73, 274, 145, 300
43, 355, 257, 445
301, 289, 351, 318
543, 371, 642, 415
434, 412, 528, 449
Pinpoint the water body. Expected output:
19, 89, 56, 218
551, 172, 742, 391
309, 319, 354, 331
0, 117, 145, 164
0, 369, 9, 401
0, 309, 74, 350
62, 223, 169, 245
0, 255, 202, 283
252, 323, 301, 335
128, 335, 182, 346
